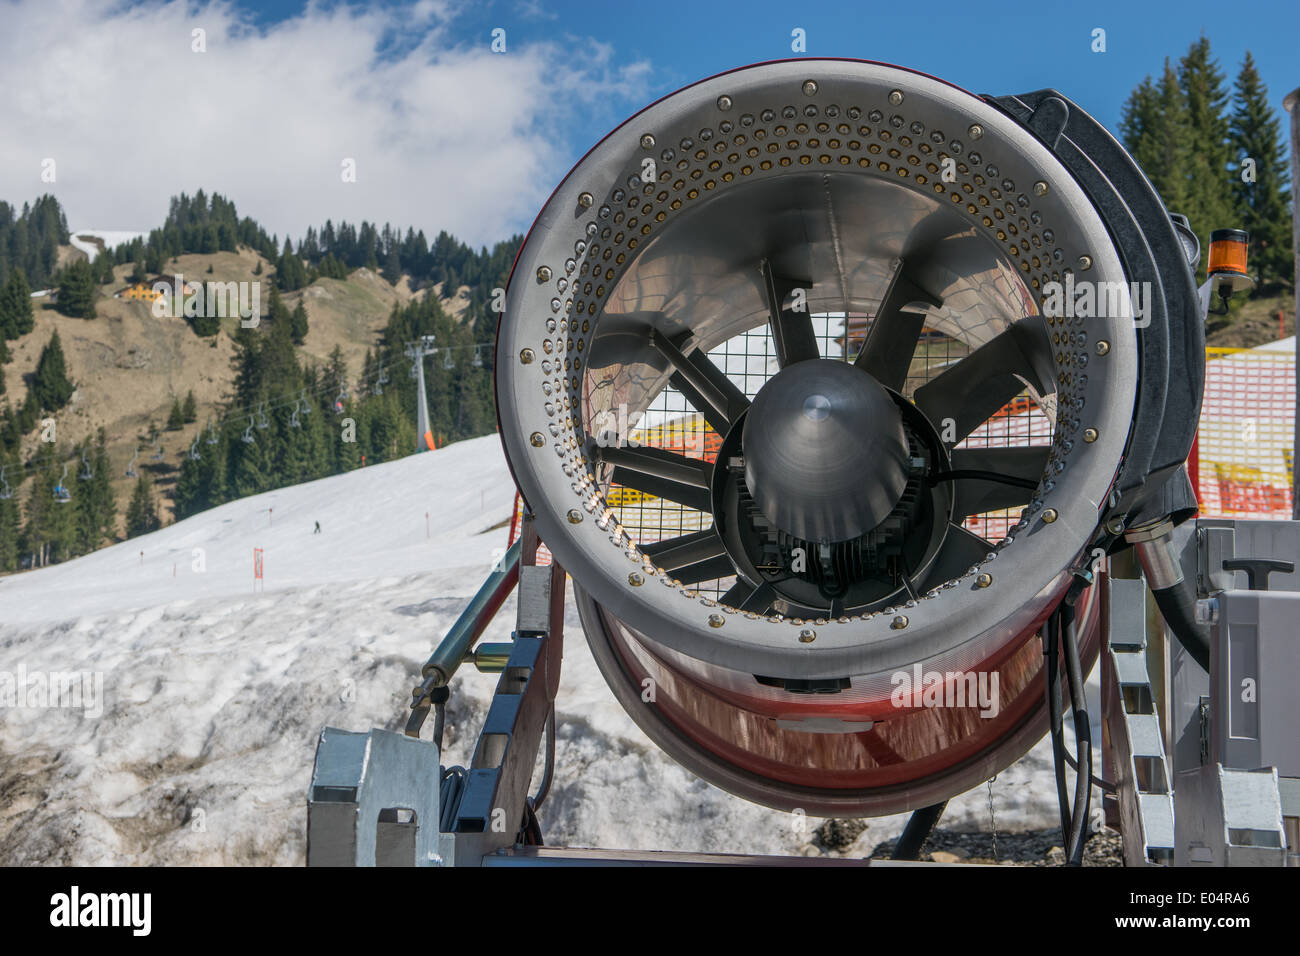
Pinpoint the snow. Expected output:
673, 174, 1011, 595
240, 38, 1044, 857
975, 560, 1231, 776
68, 230, 146, 264
0, 434, 1100, 865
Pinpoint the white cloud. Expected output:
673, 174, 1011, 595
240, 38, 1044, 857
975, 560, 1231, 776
0, 0, 652, 247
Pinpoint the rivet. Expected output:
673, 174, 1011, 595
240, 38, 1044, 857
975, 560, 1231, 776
628, 572, 643, 586
536, 266, 552, 282
717, 95, 733, 111
1096, 340, 1110, 355
519, 348, 535, 365
891, 615, 909, 630
708, 613, 725, 628
1083, 427, 1099, 443
1033, 181, 1048, 196
976, 572, 993, 588
530, 432, 545, 447
798, 628, 816, 643
888, 90, 904, 105
578, 192, 593, 208
802, 80, 818, 96
1042, 508, 1059, 524
1105, 517, 1125, 535
1078, 255, 1093, 271
968, 124, 984, 140
566, 509, 582, 524
640, 133, 656, 149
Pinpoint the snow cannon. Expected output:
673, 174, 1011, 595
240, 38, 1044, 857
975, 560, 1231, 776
317, 61, 1300, 869
490, 59, 1207, 819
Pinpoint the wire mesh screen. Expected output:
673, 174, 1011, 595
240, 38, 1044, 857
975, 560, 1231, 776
600, 313, 1055, 598
1196, 345, 1295, 519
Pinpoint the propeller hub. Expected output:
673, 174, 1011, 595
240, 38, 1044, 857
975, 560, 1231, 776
742, 359, 910, 543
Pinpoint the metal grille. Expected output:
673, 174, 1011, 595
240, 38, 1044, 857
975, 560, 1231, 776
602, 313, 1054, 597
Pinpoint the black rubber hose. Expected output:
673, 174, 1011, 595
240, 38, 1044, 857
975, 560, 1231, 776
891, 801, 947, 860
1150, 580, 1211, 672
1043, 611, 1071, 841
1060, 603, 1092, 867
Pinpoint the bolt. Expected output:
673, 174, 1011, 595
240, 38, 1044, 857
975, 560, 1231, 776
640, 133, 656, 149
1042, 508, 1058, 524
1083, 427, 1099, 443
976, 572, 993, 588
530, 432, 545, 447
519, 348, 535, 365
1105, 517, 1125, 535
628, 572, 643, 586
566, 509, 582, 524
968, 124, 984, 140
1096, 340, 1110, 356
578, 192, 593, 208
536, 266, 552, 282
891, 615, 909, 629
888, 90, 904, 105
708, 613, 725, 628
1033, 181, 1048, 196
1078, 255, 1093, 271
798, 628, 816, 643
802, 80, 818, 96
717, 94, 733, 111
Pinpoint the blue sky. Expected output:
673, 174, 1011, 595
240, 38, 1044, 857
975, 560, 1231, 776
2, 0, 1296, 245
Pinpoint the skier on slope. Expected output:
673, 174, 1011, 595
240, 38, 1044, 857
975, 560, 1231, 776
314, 521, 321, 534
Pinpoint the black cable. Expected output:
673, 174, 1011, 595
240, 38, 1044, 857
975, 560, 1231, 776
1043, 610, 1072, 841
1150, 581, 1211, 672
891, 801, 946, 860
928, 469, 1039, 490
1060, 601, 1092, 867
438, 765, 466, 832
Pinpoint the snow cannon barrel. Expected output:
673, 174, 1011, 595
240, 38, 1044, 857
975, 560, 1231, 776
494, 59, 1204, 816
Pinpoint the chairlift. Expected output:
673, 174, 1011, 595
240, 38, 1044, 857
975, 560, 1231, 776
0, 465, 12, 500
333, 387, 348, 413
289, 406, 301, 428
299, 388, 311, 416
241, 421, 255, 444
256, 403, 269, 429
150, 431, 164, 462
79, 450, 93, 480
472, 347, 484, 369
188, 434, 201, 461
53, 464, 72, 503
442, 350, 454, 370
126, 447, 139, 478
204, 417, 218, 445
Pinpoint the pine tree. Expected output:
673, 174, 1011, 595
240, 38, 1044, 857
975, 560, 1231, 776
1178, 37, 1236, 278
0, 268, 34, 340
289, 301, 309, 345
125, 474, 161, 538
32, 330, 74, 411
57, 259, 98, 318
182, 390, 198, 423
0, 452, 19, 571
167, 397, 185, 430
1230, 51, 1293, 291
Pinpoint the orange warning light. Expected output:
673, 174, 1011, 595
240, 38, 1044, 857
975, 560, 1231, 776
1208, 228, 1249, 277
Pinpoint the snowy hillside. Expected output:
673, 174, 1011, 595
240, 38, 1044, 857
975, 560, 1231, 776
0, 434, 1096, 865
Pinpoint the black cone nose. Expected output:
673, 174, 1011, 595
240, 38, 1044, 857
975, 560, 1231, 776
742, 359, 910, 542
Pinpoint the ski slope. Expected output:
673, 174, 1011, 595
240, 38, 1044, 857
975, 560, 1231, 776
0, 434, 1095, 865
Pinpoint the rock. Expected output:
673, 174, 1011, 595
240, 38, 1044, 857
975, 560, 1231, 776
929, 850, 965, 864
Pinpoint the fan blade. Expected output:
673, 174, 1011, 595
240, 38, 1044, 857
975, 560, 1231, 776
760, 258, 819, 367
947, 446, 1050, 518
913, 323, 1047, 443
600, 446, 712, 512
653, 332, 749, 435
641, 527, 728, 571
853, 259, 943, 392
915, 523, 993, 592
721, 578, 776, 614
